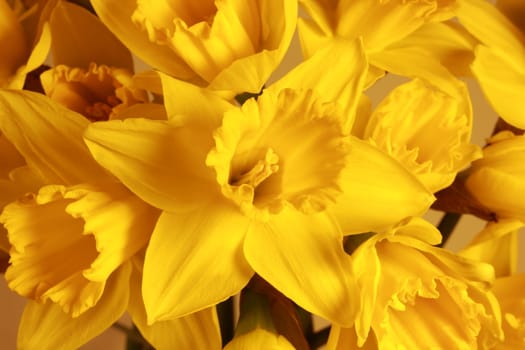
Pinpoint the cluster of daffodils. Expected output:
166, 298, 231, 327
1, 0, 525, 349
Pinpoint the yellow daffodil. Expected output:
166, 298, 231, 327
336, 217, 503, 349
460, 220, 525, 349
0, 90, 163, 348
83, 40, 434, 327
457, 0, 525, 129
298, 0, 466, 90
461, 219, 523, 278
466, 131, 525, 221
0, 0, 56, 88
361, 78, 481, 193
89, 0, 296, 93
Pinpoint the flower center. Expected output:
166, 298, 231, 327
41, 63, 147, 121
207, 89, 347, 221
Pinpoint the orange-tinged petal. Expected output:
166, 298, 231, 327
496, 0, 525, 33
143, 202, 253, 322
49, 0, 133, 70
17, 262, 131, 350
0, 132, 25, 178
333, 137, 434, 235
84, 117, 217, 212
0, 89, 108, 185
244, 205, 358, 326
128, 266, 221, 350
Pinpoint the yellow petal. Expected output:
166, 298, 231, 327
8, 0, 56, 89
466, 133, 525, 220
84, 117, 217, 212
334, 0, 454, 53
391, 21, 477, 76
160, 72, 235, 125
0, 89, 108, 185
0, 132, 24, 178
333, 137, 434, 235
128, 266, 222, 350
244, 205, 358, 326
461, 219, 523, 277
470, 46, 525, 129
270, 38, 367, 133
224, 328, 296, 350
90, 0, 196, 80
65, 182, 159, 282
369, 47, 465, 99
17, 262, 131, 350
457, 0, 525, 66
49, 1, 133, 70
143, 203, 253, 322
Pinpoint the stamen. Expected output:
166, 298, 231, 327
231, 148, 279, 188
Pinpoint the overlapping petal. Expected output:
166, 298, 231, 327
244, 205, 358, 326
84, 117, 218, 212
17, 263, 131, 350
128, 265, 222, 350
0, 89, 108, 185
143, 203, 253, 322
332, 137, 434, 235
49, 0, 133, 70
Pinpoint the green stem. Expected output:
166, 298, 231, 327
437, 212, 461, 248
111, 323, 152, 350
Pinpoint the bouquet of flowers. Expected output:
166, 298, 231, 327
1, 0, 524, 349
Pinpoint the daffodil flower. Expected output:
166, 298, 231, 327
334, 217, 503, 349
466, 131, 525, 222
361, 78, 481, 193
0, 0, 56, 88
90, 0, 297, 93
84, 39, 433, 327
457, 0, 525, 129
298, 0, 465, 91
460, 219, 525, 349
0, 90, 171, 348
